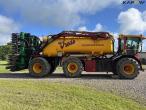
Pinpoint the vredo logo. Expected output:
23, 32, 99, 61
58, 40, 75, 49
122, 0, 145, 4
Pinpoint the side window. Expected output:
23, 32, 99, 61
126, 39, 132, 49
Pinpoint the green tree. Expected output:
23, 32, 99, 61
0, 44, 12, 60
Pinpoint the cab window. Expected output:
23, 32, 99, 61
126, 38, 139, 50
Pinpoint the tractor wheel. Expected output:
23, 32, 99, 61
63, 57, 83, 78
29, 57, 51, 77
116, 58, 139, 79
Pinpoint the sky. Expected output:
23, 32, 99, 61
0, 0, 146, 51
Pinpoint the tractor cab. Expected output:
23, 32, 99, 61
118, 35, 145, 55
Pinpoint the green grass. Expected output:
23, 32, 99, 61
0, 60, 28, 73
0, 80, 145, 110
0, 61, 7, 65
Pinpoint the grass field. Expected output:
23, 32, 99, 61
0, 80, 145, 110
0, 61, 29, 73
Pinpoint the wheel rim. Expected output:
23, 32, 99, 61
123, 64, 135, 75
33, 63, 42, 74
67, 62, 78, 73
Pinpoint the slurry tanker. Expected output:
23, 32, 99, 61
6, 31, 146, 79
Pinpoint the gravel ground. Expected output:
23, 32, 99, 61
0, 71, 146, 105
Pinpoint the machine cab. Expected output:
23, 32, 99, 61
118, 35, 145, 55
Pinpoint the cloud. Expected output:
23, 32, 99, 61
78, 23, 103, 32
93, 24, 103, 32
118, 8, 146, 34
78, 26, 88, 31
0, 15, 19, 45
0, 0, 122, 28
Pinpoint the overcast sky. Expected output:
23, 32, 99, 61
0, 0, 146, 51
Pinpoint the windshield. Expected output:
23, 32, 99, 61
126, 38, 140, 50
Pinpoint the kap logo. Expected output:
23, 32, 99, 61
122, 0, 145, 4
58, 40, 75, 49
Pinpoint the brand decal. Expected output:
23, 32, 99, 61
122, 0, 145, 4
58, 40, 75, 49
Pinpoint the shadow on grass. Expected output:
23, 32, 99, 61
0, 73, 119, 80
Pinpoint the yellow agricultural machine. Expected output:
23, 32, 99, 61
6, 31, 145, 79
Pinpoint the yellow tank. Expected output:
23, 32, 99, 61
42, 36, 114, 57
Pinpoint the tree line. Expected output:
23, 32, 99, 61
0, 44, 12, 60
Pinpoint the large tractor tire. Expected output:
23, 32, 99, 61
29, 57, 51, 77
116, 58, 139, 79
63, 57, 83, 78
